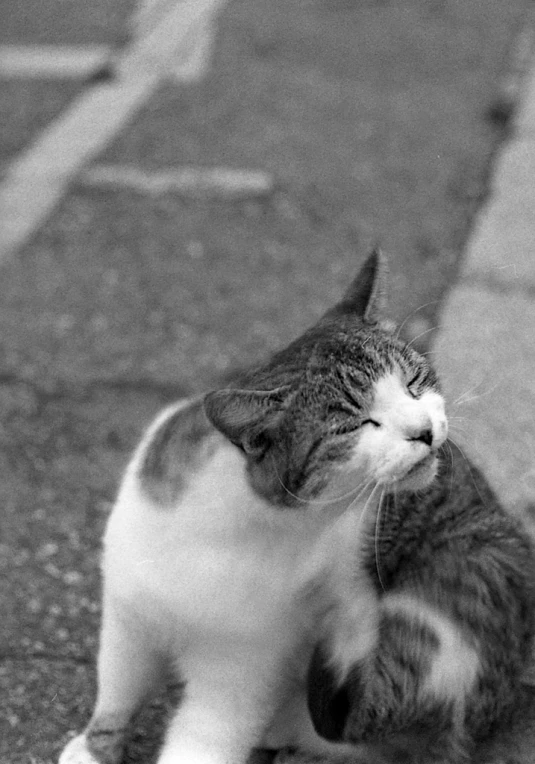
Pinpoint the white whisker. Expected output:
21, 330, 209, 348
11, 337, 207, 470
448, 435, 488, 507
448, 422, 470, 436
450, 378, 502, 408
353, 481, 381, 536
348, 479, 375, 516
375, 488, 387, 593
406, 324, 440, 350
447, 425, 470, 444
440, 440, 455, 499
271, 454, 371, 509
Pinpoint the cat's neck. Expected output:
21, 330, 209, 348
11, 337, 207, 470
164, 434, 377, 544
219, 440, 379, 545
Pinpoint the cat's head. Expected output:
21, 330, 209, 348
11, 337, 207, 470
204, 250, 448, 508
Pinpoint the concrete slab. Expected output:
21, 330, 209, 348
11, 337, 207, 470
436, 44, 535, 520
491, 136, 535, 196
515, 58, 535, 135
436, 284, 535, 515
463, 203, 535, 287
460, 136, 535, 286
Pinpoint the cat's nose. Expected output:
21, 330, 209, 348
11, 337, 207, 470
406, 425, 433, 447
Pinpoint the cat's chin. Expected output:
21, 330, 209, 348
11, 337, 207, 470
385, 453, 438, 493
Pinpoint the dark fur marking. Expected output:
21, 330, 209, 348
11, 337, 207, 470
86, 718, 128, 763
308, 611, 441, 749
87, 728, 126, 738
308, 643, 352, 740
139, 398, 216, 506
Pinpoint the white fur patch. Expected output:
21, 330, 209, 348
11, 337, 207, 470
382, 593, 480, 702
58, 735, 99, 764
354, 372, 448, 490
371, 374, 447, 446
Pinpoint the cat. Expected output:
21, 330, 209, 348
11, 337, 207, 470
58, 250, 534, 764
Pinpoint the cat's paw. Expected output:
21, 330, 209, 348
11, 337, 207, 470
58, 734, 101, 764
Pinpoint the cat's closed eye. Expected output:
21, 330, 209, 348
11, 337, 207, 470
362, 419, 381, 428
406, 374, 423, 398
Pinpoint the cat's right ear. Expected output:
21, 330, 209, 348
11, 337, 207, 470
204, 387, 289, 457
327, 247, 388, 324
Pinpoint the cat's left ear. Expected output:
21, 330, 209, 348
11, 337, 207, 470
328, 247, 388, 324
204, 387, 289, 457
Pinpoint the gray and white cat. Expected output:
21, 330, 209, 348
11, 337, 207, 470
59, 251, 534, 764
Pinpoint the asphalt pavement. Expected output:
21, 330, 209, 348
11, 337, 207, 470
2, 1, 535, 762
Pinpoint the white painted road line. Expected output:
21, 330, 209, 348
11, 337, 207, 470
128, 0, 219, 81
81, 164, 274, 198
116, 0, 225, 80
1, 76, 157, 257
0, 0, 225, 262
167, 16, 217, 81
0, 45, 112, 79
131, 0, 184, 41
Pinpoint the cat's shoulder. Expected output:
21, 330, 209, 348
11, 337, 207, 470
136, 396, 219, 506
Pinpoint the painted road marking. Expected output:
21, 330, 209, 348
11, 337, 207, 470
0, 0, 225, 262
132, 0, 191, 41
0, 45, 112, 79
168, 16, 217, 81
116, 0, 224, 80
128, 0, 217, 81
81, 164, 274, 198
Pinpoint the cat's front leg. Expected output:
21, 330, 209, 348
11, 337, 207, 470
59, 593, 165, 764
157, 646, 282, 764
